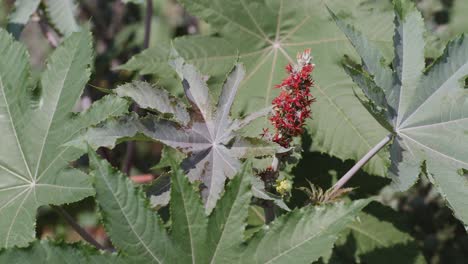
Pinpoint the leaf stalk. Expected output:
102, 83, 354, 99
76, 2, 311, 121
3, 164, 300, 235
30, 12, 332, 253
329, 133, 393, 196
121, 0, 153, 175
51, 205, 108, 251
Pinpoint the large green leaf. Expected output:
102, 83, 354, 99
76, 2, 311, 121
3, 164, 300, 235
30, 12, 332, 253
120, 0, 396, 176
0, 241, 124, 263
0, 29, 129, 248
90, 149, 370, 263
334, 0, 468, 225
89, 149, 175, 263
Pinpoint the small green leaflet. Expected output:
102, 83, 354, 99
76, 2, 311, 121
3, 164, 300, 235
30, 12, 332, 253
332, 0, 468, 225
89, 148, 371, 263
0, 29, 129, 248
43, 0, 80, 36
119, 0, 395, 176
8, 0, 40, 25
7, 0, 79, 38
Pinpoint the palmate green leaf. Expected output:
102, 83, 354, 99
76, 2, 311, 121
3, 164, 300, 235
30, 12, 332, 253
90, 149, 370, 263
331, 203, 425, 264
76, 56, 278, 213
0, 29, 129, 248
0, 241, 124, 263
120, 0, 396, 176
334, 0, 468, 225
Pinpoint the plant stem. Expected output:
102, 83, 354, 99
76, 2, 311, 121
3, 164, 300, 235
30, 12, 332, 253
329, 133, 393, 196
264, 200, 276, 224
51, 205, 107, 251
143, 0, 153, 50
121, 0, 153, 175
37, 13, 59, 48
263, 155, 280, 224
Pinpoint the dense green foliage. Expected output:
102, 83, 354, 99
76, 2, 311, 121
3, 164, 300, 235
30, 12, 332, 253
0, 0, 466, 263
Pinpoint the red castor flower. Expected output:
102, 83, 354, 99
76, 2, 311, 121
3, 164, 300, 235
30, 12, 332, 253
268, 49, 316, 148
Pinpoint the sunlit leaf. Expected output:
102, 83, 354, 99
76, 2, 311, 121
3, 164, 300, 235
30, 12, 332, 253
334, 0, 468, 225
0, 29, 128, 248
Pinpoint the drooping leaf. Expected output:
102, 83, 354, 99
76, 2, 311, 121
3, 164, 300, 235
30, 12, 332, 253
0, 29, 128, 248
90, 149, 370, 263
251, 176, 290, 211
334, 0, 468, 225
44, 0, 80, 36
148, 147, 184, 209
0, 241, 124, 263
119, 0, 396, 176
116, 81, 190, 126
78, 56, 278, 213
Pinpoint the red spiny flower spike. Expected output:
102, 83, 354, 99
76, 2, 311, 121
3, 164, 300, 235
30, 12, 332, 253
268, 49, 316, 148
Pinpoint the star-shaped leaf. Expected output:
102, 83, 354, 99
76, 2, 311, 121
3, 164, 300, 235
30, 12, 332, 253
333, 0, 468, 225
73, 54, 277, 212
0, 29, 129, 248
119, 0, 396, 176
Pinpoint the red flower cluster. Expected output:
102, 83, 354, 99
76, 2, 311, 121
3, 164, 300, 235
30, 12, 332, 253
269, 49, 315, 147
